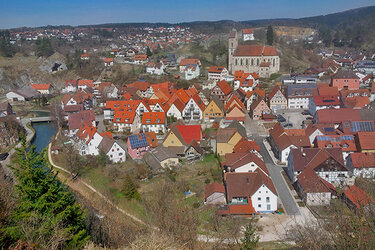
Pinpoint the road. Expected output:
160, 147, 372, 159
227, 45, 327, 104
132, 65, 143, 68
253, 136, 301, 216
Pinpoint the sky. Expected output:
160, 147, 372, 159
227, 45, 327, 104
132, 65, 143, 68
0, 0, 373, 29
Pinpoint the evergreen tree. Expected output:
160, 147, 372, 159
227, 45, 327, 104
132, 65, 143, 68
146, 47, 152, 57
122, 174, 140, 200
0, 30, 15, 57
36, 37, 53, 57
266, 25, 274, 46
240, 219, 259, 250
1, 142, 89, 248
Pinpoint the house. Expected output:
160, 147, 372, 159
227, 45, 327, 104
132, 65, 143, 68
166, 98, 185, 120
340, 89, 370, 109
134, 54, 148, 64
355, 132, 375, 152
331, 70, 360, 90
112, 111, 141, 133
0, 102, 13, 117
286, 84, 317, 109
225, 171, 278, 213
6, 86, 41, 102
67, 110, 95, 136
127, 132, 158, 159
205, 182, 226, 205
185, 64, 200, 80
269, 123, 310, 163
163, 123, 202, 147
126, 47, 138, 57
207, 66, 229, 81
63, 104, 83, 120
242, 28, 254, 41
62, 80, 77, 93
210, 80, 232, 101
343, 185, 375, 211
295, 168, 336, 206
104, 58, 114, 67
233, 140, 261, 154
268, 85, 287, 113
216, 128, 245, 156
225, 104, 245, 125
308, 95, 341, 115
99, 135, 126, 163
179, 58, 201, 73
141, 112, 166, 134
246, 88, 266, 110
222, 151, 269, 176
347, 152, 375, 178
104, 99, 150, 120
31, 84, 52, 95
287, 147, 350, 186
182, 95, 205, 122
80, 53, 89, 60
146, 62, 165, 75
61, 91, 95, 110
75, 124, 103, 156
203, 97, 224, 122
233, 71, 259, 92
338, 120, 375, 135
126, 80, 152, 98
150, 145, 181, 168
250, 98, 271, 120
97, 82, 118, 100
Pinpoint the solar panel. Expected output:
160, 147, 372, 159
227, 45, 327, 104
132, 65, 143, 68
324, 127, 334, 132
341, 135, 354, 141
318, 136, 331, 141
129, 133, 148, 149
351, 121, 374, 132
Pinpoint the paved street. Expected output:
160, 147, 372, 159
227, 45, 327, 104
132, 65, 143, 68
252, 135, 301, 216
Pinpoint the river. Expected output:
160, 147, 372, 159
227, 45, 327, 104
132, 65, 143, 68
31, 122, 57, 153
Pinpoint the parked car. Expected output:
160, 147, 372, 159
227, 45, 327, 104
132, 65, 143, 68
277, 114, 286, 123
0, 153, 9, 161
301, 111, 309, 115
283, 123, 293, 128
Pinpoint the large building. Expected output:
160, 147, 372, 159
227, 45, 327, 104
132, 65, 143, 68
228, 29, 280, 78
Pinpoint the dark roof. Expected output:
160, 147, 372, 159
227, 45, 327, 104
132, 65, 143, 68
99, 135, 115, 153
297, 169, 336, 193
68, 110, 95, 130
205, 182, 225, 199
152, 145, 183, 161
227, 119, 247, 139
333, 70, 359, 79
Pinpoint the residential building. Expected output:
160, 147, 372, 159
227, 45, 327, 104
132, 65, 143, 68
127, 132, 158, 159
31, 84, 52, 95
331, 70, 360, 90
286, 84, 317, 109
141, 112, 166, 134
182, 95, 205, 121
225, 171, 278, 213
6, 86, 41, 102
146, 62, 165, 75
99, 135, 127, 163
203, 97, 224, 122
185, 64, 200, 80
205, 182, 226, 205
250, 98, 271, 120
233, 71, 259, 92
347, 152, 375, 178
222, 151, 269, 176
216, 128, 245, 156
112, 111, 141, 133
343, 185, 375, 211
268, 85, 287, 113
179, 58, 201, 73
207, 66, 229, 81
67, 110, 95, 136
0, 102, 13, 117
242, 28, 254, 41
210, 80, 232, 101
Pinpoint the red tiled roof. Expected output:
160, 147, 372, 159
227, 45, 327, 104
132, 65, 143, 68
297, 168, 336, 193
204, 182, 225, 199
357, 132, 375, 151
315, 134, 357, 152
64, 80, 76, 87
318, 86, 339, 96
217, 203, 256, 215
100, 131, 113, 139
344, 185, 375, 209
225, 94, 245, 111
233, 140, 261, 153
179, 58, 200, 66
349, 152, 375, 168
113, 110, 137, 124
316, 108, 361, 124
145, 131, 159, 147
224, 151, 269, 176
234, 45, 278, 57
104, 58, 114, 62
142, 112, 165, 125
191, 94, 206, 111
268, 85, 281, 100
242, 28, 254, 34
68, 110, 95, 130
77, 79, 94, 87
31, 84, 51, 90
176, 125, 202, 144
134, 54, 147, 60
217, 80, 232, 95
313, 95, 341, 106
208, 66, 226, 73
127, 81, 151, 91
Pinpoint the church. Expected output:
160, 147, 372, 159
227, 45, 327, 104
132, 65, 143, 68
228, 29, 280, 78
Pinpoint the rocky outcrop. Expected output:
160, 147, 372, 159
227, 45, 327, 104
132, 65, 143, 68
0, 116, 25, 151
39, 52, 67, 73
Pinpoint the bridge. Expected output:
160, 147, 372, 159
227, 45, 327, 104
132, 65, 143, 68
29, 116, 53, 122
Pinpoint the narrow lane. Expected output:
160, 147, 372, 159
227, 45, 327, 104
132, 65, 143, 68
253, 136, 301, 216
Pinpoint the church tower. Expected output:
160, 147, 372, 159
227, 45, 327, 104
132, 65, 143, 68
228, 29, 238, 73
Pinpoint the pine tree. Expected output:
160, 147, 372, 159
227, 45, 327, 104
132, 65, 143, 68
1, 142, 89, 248
266, 25, 274, 46
122, 174, 140, 200
240, 219, 259, 250
146, 47, 152, 57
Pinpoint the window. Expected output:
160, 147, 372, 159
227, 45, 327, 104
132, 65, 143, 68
266, 197, 270, 203
258, 204, 261, 208
258, 197, 261, 201
267, 204, 271, 210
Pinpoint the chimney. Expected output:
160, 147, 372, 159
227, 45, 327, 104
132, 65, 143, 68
246, 177, 249, 184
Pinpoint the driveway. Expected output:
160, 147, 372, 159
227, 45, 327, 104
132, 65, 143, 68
252, 135, 301, 216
